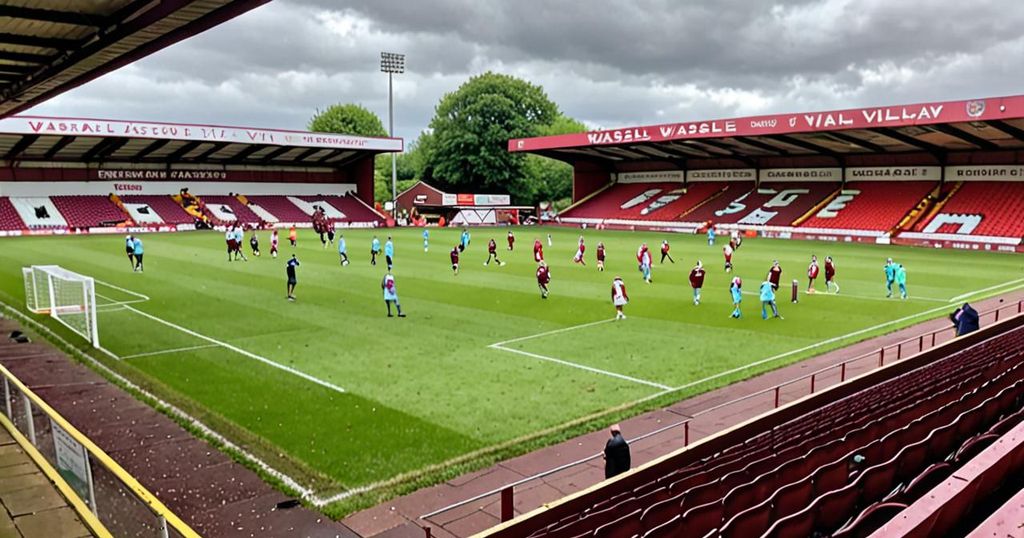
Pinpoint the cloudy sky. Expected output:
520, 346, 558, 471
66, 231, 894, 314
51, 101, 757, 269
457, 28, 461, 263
30, 0, 1024, 143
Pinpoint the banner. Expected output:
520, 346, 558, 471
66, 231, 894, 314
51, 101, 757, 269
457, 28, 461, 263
441, 193, 457, 206
845, 166, 941, 181
945, 165, 1024, 181
0, 181, 356, 197
687, 169, 756, 182
51, 419, 96, 512
759, 168, 842, 181
474, 194, 511, 205
617, 170, 685, 183
456, 193, 475, 205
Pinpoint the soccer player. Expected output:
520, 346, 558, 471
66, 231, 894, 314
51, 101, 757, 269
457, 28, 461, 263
807, 255, 819, 293
596, 242, 606, 271
547, 233, 552, 247
611, 276, 629, 320
729, 276, 742, 318
371, 235, 381, 265
132, 236, 144, 272
382, 271, 406, 317
707, 226, 716, 246
892, 262, 909, 297
689, 260, 706, 305
660, 240, 674, 264
507, 230, 515, 251
639, 244, 652, 283
573, 236, 586, 265
384, 236, 395, 270
288, 225, 297, 247
250, 230, 260, 257
233, 227, 247, 261
422, 228, 429, 252
124, 235, 136, 269
484, 238, 506, 266
533, 238, 544, 262
338, 234, 349, 265
884, 258, 896, 297
760, 277, 782, 319
768, 260, 782, 291
730, 229, 742, 250
225, 227, 236, 261
824, 256, 839, 293
536, 261, 551, 298
285, 254, 299, 301
450, 245, 460, 275
326, 222, 336, 246
723, 244, 734, 273
270, 229, 279, 258
460, 228, 471, 252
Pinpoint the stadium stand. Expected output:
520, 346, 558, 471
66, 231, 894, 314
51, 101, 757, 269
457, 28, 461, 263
296, 194, 386, 224
50, 195, 128, 228
120, 195, 196, 225
0, 197, 25, 231
683, 182, 837, 226
200, 195, 262, 225
245, 195, 317, 223
914, 181, 1024, 238
800, 182, 936, 232
8, 197, 67, 228
560, 182, 730, 223
484, 316, 1024, 538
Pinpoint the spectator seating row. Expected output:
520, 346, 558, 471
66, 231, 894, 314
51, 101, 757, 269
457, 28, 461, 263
119, 195, 196, 225
561, 182, 731, 222
914, 181, 1024, 238
802, 182, 935, 232
50, 195, 128, 228
682, 182, 838, 226
0, 197, 25, 230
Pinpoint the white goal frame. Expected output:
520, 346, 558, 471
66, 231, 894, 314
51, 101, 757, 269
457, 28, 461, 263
22, 265, 99, 348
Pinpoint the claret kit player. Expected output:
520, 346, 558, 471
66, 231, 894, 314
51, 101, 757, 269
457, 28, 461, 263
536, 261, 551, 298
596, 242, 606, 271
485, 238, 506, 266
573, 236, 586, 265
689, 260, 706, 305
534, 238, 544, 262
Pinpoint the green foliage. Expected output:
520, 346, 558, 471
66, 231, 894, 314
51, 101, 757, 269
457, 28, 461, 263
524, 115, 588, 202
427, 72, 559, 203
308, 103, 388, 137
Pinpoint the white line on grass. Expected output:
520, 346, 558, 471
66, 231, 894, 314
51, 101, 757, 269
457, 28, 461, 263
121, 344, 220, 359
94, 279, 150, 301
94, 292, 148, 307
490, 318, 616, 347
950, 277, 1024, 302
121, 305, 346, 394
489, 343, 673, 390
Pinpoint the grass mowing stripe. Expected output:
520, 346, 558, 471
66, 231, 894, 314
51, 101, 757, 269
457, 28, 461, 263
121, 305, 347, 394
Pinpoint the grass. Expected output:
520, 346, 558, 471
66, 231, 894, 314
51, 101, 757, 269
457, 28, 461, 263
0, 226, 1021, 516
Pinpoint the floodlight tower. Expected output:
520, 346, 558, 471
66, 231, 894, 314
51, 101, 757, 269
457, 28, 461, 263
380, 51, 405, 218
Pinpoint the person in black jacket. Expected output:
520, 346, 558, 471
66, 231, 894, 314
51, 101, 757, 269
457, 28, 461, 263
603, 424, 631, 479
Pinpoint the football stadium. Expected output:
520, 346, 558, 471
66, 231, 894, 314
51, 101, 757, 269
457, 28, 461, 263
0, 3, 1023, 538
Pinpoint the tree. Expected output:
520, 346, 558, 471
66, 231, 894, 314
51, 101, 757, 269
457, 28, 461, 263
525, 115, 588, 203
427, 72, 558, 204
308, 104, 388, 137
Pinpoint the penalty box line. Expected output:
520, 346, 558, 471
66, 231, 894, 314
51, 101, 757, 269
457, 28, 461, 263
118, 305, 346, 394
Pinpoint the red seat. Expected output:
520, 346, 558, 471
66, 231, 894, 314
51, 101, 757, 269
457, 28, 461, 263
802, 181, 934, 231
640, 514, 679, 538
678, 501, 722, 536
719, 499, 772, 538
592, 509, 642, 538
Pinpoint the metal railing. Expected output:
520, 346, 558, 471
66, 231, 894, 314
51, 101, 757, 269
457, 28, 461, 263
0, 362, 201, 538
420, 299, 1024, 535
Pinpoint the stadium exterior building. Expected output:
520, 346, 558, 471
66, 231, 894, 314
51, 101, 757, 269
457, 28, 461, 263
510, 94, 1024, 253
396, 179, 532, 226
0, 115, 402, 235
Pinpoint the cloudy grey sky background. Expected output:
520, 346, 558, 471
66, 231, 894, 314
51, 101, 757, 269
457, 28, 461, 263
29, 0, 1024, 143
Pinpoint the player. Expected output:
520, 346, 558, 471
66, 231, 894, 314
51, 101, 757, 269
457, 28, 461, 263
611, 276, 629, 320
422, 228, 429, 252
326, 222, 335, 246
460, 228, 471, 252
250, 230, 260, 257
768, 260, 782, 291
233, 226, 248, 261
338, 234, 349, 265
897, 262, 905, 299
225, 227, 237, 261
729, 276, 742, 318
689, 260, 706, 305
707, 225, 716, 246
547, 233, 552, 247
824, 256, 839, 293
285, 254, 299, 301
723, 243, 734, 272
660, 240, 674, 264
639, 243, 652, 283
533, 238, 544, 262
884, 258, 896, 297
450, 245, 460, 275
124, 235, 136, 269
132, 236, 144, 272
507, 230, 515, 251
573, 236, 586, 265
760, 277, 782, 319
382, 271, 406, 317
484, 238, 506, 266
371, 235, 381, 265
384, 236, 395, 270
807, 255, 819, 293
288, 225, 297, 247
596, 242, 606, 271
536, 261, 551, 298
730, 229, 742, 250
270, 229, 279, 258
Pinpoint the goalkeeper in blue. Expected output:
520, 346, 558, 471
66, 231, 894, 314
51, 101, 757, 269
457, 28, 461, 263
760, 277, 782, 319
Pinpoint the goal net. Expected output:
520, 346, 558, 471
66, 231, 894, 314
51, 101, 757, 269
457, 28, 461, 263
22, 265, 99, 348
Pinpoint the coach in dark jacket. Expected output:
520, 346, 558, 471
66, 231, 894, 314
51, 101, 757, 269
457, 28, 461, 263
603, 424, 631, 479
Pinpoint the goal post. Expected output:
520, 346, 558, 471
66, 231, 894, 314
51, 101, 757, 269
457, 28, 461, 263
23, 265, 99, 348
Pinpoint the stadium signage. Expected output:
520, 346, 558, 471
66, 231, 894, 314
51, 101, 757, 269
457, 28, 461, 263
759, 168, 842, 181
618, 171, 685, 183
98, 169, 228, 181
586, 128, 652, 144
946, 165, 1024, 180
845, 166, 941, 181
687, 169, 756, 181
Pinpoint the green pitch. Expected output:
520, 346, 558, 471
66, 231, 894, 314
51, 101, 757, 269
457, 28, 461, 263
0, 227, 1021, 515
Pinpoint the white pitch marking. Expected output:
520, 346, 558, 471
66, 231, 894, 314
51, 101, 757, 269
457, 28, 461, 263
122, 305, 346, 394
121, 344, 220, 359
489, 343, 673, 390
490, 318, 616, 347
94, 292, 148, 307
94, 279, 150, 301
949, 277, 1024, 303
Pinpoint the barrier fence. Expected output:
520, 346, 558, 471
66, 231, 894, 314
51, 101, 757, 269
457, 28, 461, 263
0, 362, 200, 538
420, 299, 1024, 536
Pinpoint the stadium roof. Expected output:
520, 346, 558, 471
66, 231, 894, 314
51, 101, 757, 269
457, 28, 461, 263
0, 0, 269, 118
0, 116, 403, 168
509, 95, 1024, 167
